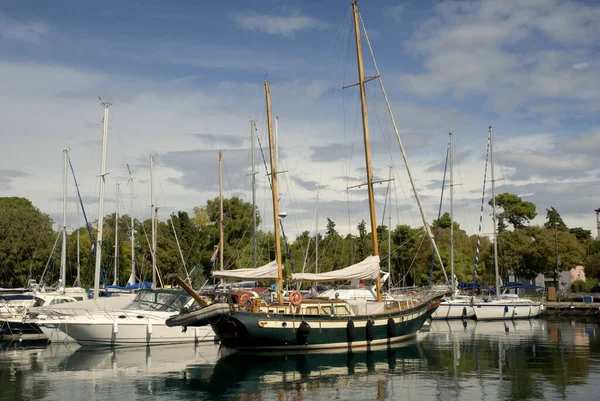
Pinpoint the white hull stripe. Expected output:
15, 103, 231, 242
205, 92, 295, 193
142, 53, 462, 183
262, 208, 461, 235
258, 309, 428, 330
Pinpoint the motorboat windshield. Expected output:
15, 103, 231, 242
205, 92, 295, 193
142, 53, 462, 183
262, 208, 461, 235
123, 289, 192, 312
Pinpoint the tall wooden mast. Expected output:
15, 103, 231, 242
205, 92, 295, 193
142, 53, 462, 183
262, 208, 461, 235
265, 82, 284, 304
352, 0, 382, 301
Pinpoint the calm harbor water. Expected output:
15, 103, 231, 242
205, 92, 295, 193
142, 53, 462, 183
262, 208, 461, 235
1, 319, 599, 401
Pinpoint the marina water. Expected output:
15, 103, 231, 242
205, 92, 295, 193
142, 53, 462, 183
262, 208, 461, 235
1, 318, 598, 401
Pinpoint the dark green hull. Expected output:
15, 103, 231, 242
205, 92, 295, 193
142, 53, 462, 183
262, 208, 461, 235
212, 299, 439, 350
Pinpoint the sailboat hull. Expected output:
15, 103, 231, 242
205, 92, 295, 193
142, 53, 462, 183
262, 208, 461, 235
473, 300, 543, 321
431, 300, 475, 320
210, 300, 439, 350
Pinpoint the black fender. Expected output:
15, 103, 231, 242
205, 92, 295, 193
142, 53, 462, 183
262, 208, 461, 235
296, 321, 311, 345
386, 317, 396, 338
366, 320, 374, 342
346, 319, 355, 343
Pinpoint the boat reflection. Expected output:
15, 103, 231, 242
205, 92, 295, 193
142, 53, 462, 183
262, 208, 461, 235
176, 341, 425, 399
1, 319, 599, 401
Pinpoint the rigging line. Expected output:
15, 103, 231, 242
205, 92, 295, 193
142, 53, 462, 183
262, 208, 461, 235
398, 230, 427, 285
429, 142, 450, 287
290, 7, 352, 175
220, 158, 259, 271
39, 230, 62, 288
491, 129, 508, 187
168, 216, 191, 283
453, 139, 475, 234
359, 11, 448, 284
473, 134, 491, 291
224, 158, 257, 267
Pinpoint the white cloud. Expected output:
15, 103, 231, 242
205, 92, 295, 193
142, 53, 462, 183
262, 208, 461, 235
563, 131, 600, 154
387, 5, 408, 22
0, 13, 48, 43
233, 12, 329, 36
399, 0, 600, 119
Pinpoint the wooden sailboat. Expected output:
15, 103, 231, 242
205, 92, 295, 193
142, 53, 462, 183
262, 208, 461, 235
166, 1, 444, 350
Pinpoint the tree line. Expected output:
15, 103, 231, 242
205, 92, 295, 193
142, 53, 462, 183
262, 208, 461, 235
1, 193, 599, 290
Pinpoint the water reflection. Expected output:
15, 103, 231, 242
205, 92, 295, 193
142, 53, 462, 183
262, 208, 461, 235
175, 342, 424, 400
0, 319, 598, 401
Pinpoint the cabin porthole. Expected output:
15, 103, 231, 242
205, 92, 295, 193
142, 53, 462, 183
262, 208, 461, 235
282, 322, 287, 328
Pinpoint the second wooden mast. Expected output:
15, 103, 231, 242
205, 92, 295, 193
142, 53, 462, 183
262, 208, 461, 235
265, 82, 284, 305
352, 0, 382, 302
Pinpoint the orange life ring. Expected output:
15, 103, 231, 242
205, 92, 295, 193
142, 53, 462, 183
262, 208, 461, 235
290, 291, 302, 306
238, 293, 250, 311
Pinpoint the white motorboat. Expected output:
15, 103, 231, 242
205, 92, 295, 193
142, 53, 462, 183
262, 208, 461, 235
49, 289, 215, 346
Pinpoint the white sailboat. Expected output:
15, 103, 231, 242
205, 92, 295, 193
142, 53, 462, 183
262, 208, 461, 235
432, 133, 475, 320
472, 126, 543, 321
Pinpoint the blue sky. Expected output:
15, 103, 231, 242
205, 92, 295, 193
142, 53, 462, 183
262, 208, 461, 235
1, 0, 599, 243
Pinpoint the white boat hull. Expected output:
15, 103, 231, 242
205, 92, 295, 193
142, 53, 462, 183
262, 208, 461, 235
431, 301, 475, 320
473, 300, 543, 320
39, 323, 77, 343
58, 314, 215, 346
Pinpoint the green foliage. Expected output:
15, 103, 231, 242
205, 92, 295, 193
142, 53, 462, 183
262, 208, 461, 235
325, 218, 338, 237
490, 193, 537, 230
572, 228, 593, 241
433, 212, 460, 230
0, 197, 56, 287
544, 207, 567, 230
583, 253, 600, 280
1, 192, 595, 290
572, 278, 598, 292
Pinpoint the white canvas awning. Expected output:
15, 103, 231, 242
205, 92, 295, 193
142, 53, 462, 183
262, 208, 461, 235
211, 261, 280, 280
291, 255, 380, 282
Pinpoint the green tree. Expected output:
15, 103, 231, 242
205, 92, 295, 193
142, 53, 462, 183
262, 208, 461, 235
570, 227, 592, 242
0, 197, 56, 287
490, 193, 537, 230
191, 206, 210, 229
432, 212, 460, 230
325, 218, 337, 237
583, 253, 600, 280
569, 227, 594, 255
544, 207, 567, 230
527, 226, 585, 278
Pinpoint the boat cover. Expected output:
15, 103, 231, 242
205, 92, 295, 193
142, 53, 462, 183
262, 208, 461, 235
165, 303, 230, 327
211, 261, 280, 280
292, 255, 380, 282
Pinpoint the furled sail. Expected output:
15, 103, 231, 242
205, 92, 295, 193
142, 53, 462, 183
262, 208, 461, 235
211, 261, 280, 280
291, 255, 380, 282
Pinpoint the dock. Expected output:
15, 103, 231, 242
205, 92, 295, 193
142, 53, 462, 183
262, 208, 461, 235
543, 301, 600, 317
